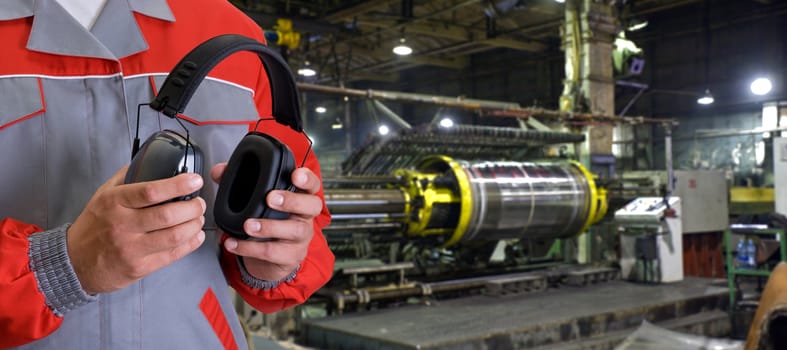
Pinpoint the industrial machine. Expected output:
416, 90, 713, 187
327, 155, 607, 248
615, 197, 684, 283
312, 124, 616, 314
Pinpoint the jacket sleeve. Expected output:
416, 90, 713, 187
0, 218, 96, 347
219, 143, 335, 313
220, 221, 334, 313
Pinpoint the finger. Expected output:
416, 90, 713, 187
118, 173, 204, 209
139, 216, 206, 255
291, 167, 321, 194
224, 238, 305, 267
141, 229, 206, 275
267, 191, 322, 218
135, 197, 206, 232
242, 218, 313, 243
210, 163, 228, 184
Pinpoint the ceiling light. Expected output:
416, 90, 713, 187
751, 77, 772, 96
554, 0, 565, 3
439, 117, 455, 128
298, 67, 316, 77
627, 18, 648, 32
392, 38, 413, 56
378, 125, 390, 136
315, 106, 327, 114
696, 89, 714, 105
297, 61, 316, 77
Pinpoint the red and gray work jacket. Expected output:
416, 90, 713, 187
0, 0, 334, 348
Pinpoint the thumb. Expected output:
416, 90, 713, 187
106, 165, 131, 187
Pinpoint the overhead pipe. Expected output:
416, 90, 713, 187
297, 83, 677, 126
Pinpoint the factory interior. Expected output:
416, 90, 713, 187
228, 0, 787, 349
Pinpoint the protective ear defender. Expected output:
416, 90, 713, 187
149, 34, 309, 240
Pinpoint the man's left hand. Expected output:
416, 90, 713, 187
210, 163, 322, 281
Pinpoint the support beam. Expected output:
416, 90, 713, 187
332, 46, 470, 70
324, 0, 399, 23
241, 10, 339, 34
297, 83, 674, 126
357, 20, 547, 52
315, 71, 401, 84
484, 37, 546, 52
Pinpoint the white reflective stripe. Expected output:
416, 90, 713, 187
0, 73, 254, 95
0, 73, 122, 80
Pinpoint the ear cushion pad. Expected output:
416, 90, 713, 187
214, 132, 295, 240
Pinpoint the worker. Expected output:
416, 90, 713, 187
0, 0, 334, 348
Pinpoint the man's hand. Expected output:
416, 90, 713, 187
211, 163, 321, 282
67, 166, 207, 294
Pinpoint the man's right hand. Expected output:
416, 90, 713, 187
67, 166, 207, 295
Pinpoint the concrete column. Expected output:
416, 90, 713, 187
561, 0, 619, 264
561, 0, 619, 160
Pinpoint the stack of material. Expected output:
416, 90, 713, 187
342, 124, 584, 175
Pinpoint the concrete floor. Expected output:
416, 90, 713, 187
300, 278, 730, 350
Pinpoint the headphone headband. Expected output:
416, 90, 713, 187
150, 34, 303, 132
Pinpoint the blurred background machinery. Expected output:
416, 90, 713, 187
310, 123, 618, 315
270, 121, 734, 350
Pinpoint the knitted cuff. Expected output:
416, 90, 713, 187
237, 256, 300, 290
28, 224, 97, 317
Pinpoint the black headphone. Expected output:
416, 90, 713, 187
143, 34, 308, 240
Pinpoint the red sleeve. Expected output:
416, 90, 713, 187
0, 218, 63, 348
220, 222, 334, 313
220, 146, 335, 313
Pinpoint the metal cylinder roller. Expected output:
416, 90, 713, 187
323, 156, 606, 246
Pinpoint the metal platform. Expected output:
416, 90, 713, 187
300, 278, 730, 350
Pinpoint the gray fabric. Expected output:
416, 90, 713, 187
128, 0, 175, 22
0, 0, 33, 20
28, 224, 98, 317
1, 75, 255, 349
0, 77, 43, 128
0, 77, 48, 227
43, 77, 130, 228
238, 257, 300, 290
0, 0, 174, 22
91, 0, 150, 59
28, 0, 117, 59
27, 0, 164, 59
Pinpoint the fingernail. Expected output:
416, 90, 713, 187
246, 220, 261, 233
189, 175, 203, 190
224, 238, 238, 252
295, 172, 307, 186
197, 231, 206, 244
269, 193, 284, 206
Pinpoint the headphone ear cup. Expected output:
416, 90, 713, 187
214, 132, 296, 240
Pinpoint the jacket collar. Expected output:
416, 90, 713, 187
1, 0, 175, 60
